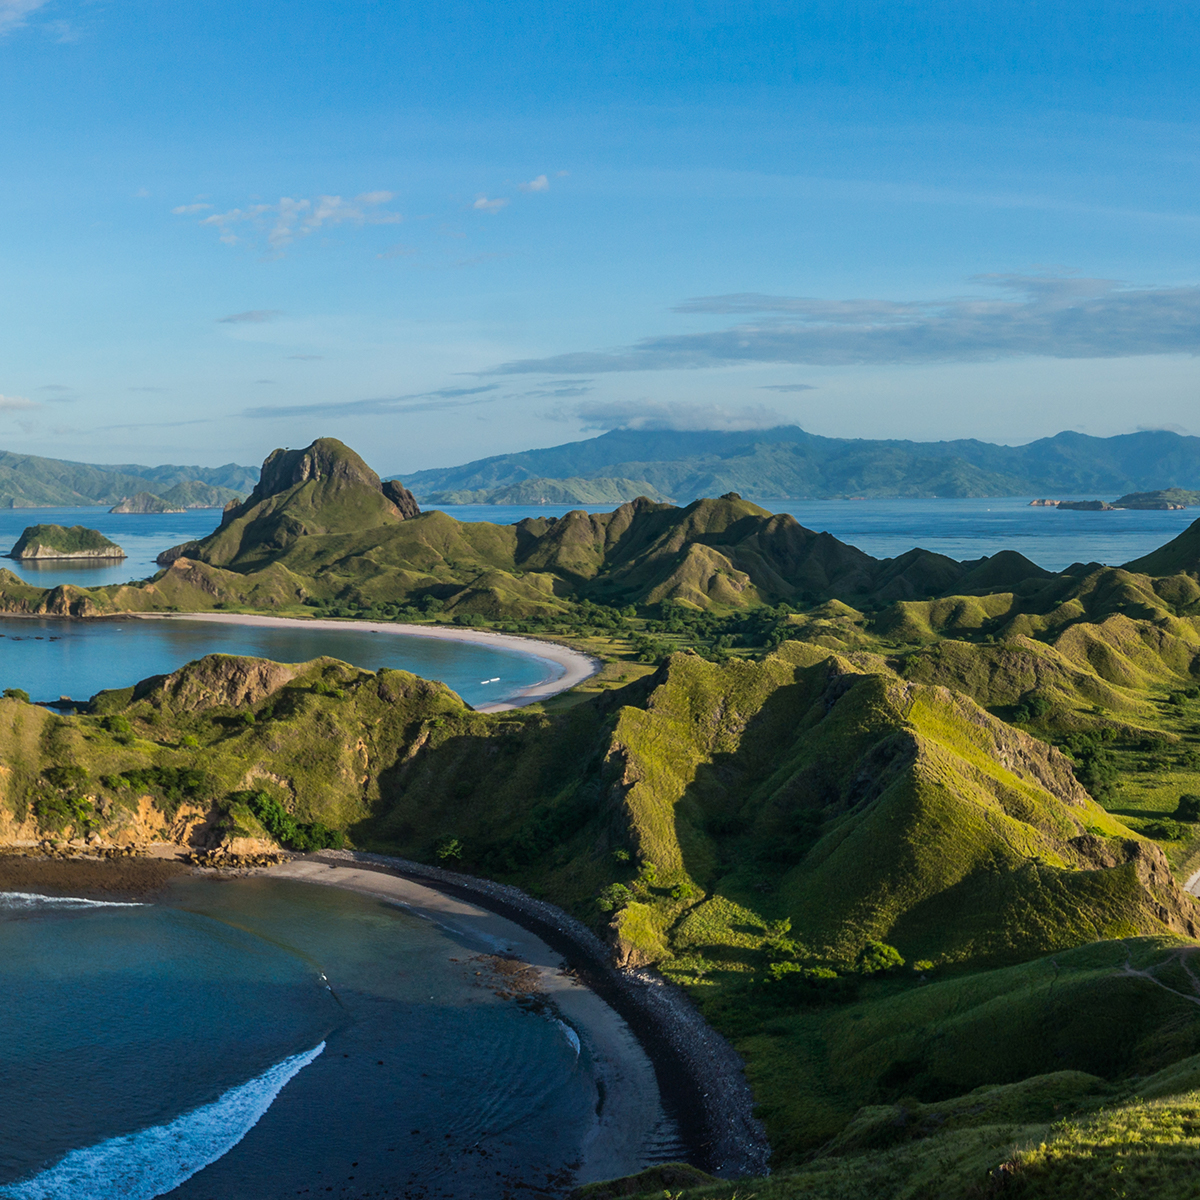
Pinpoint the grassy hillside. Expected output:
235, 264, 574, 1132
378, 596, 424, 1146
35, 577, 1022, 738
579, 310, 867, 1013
0, 450, 256, 508
425, 476, 670, 505
3, 634, 1199, 1194
402, 426, 1200, 503
4, 435, 1200, 1195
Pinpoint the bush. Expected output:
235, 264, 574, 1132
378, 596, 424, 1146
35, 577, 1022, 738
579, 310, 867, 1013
103, 714, 134, 744
1176, 793, 1200, 822
597, 882, 633, 913
434, 835, 463, 862
857, 940, 906, 974
2, 687, 30, 703
1144, 818, 1187, 841
1012, 692, 1053, 723
229, 789, 345, 852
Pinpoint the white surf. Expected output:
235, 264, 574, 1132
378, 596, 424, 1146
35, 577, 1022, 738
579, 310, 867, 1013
0, 1042, 325, 1200
0, 891, 145, 910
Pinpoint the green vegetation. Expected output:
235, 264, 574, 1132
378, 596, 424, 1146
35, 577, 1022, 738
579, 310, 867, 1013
9, 524, 125, 559
425, 475, 670, 505
6, 435, 1200, 1196
230, 788, 344, 850
403, 425, 1200, 502
0, 449, 254, 508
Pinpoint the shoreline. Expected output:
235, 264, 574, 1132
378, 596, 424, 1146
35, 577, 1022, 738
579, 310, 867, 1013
267, 858, 679, 1187
0, 847, 771, 1183
127, 611, 602, 711
291, 849, 771, 1180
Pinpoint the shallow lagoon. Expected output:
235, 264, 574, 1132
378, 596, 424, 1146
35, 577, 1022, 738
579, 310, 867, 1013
0, 877, 677, 1198
0, 617, 560, 708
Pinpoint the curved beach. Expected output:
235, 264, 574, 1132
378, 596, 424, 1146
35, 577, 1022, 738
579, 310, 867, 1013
278, 850, 772, 1181
129, 612, 602, 711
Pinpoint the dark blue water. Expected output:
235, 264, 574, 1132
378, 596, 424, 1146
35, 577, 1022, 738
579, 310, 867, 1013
0, 617, 560, 708
0, 878, 614, 1199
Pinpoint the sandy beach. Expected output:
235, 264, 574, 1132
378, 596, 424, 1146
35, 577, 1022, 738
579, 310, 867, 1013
129, 611, 601, 711
0, 846, 771, 1182
283, 850, 771, 1180
269, 857, 675, 1185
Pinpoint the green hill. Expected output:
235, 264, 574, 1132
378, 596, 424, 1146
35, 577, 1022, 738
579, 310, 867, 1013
3, 635, 1197, 1192
5, 435, 1200, 1194
425, 475, 670, 505
402, 426, 1200, 503
0, 449, 256, 508
9, 524, 125, 559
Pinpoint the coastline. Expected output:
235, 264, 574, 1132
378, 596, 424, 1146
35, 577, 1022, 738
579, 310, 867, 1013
127, 611, 601, 711
0, 846, 771, 1182
288, 849, 771, 1180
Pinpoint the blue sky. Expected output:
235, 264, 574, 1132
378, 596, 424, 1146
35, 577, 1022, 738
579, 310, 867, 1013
2, 1, 1200, 474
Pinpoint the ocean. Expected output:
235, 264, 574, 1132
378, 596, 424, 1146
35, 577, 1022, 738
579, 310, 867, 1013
0, 876, 676, 1199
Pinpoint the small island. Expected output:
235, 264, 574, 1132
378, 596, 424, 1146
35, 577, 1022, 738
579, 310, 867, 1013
9, 524, 127, 560
110, 491, 186, 514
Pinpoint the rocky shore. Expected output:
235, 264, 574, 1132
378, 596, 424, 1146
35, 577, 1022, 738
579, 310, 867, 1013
306, 848, 772, 1179
0, 849, 189, 899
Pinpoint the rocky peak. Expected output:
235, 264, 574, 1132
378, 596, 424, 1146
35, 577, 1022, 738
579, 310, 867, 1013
255, 438, 384, 502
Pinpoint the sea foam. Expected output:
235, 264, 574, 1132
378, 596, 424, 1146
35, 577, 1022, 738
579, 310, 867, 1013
0, 1042, 325, 1200
0, 891, 145, 910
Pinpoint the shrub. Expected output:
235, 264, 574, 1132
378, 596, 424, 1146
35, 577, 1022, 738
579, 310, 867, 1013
2, 688, 30, 703
1012, 692, 1053, 723
434, 836, 463, 862
1144, 818, 1186, 841
228, 789, 345, 852
597, 882, 633, 913
1176, 793, 1200, 822
103, 714, 134, 744
857, 940, 906, 974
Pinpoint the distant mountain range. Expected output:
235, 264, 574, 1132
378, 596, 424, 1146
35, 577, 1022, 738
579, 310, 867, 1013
0, 451, 258, 508
401, 426, 1200, 504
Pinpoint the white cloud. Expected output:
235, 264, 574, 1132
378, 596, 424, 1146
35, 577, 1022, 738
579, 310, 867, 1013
0, 1, 51, 35
189, 192, 402, 253
472, 195, 509, 213
0, 393, 37, 410
172, 203, 212, 215
490, 276, 1200, 374
518, 175, 549, 193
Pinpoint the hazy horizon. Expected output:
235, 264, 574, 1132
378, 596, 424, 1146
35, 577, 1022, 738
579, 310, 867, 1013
3, 2, 1200, 475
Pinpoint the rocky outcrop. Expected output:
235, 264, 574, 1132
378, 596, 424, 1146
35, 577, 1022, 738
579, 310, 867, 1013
381, 479, 420, 518
10, 524, 126, 559
132, 653, 305, 711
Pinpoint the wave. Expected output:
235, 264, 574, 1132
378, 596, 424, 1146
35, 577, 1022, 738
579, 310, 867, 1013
0, 891, 146, 911
0, 1042, 325, 1200
554, 1019, 581, 1057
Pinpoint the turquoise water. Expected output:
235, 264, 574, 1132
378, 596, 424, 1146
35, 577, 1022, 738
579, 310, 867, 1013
1, 498, 1193, 704
0, 508, 222, 590
0, 877, 643, 1199
0, 617, 560, 707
